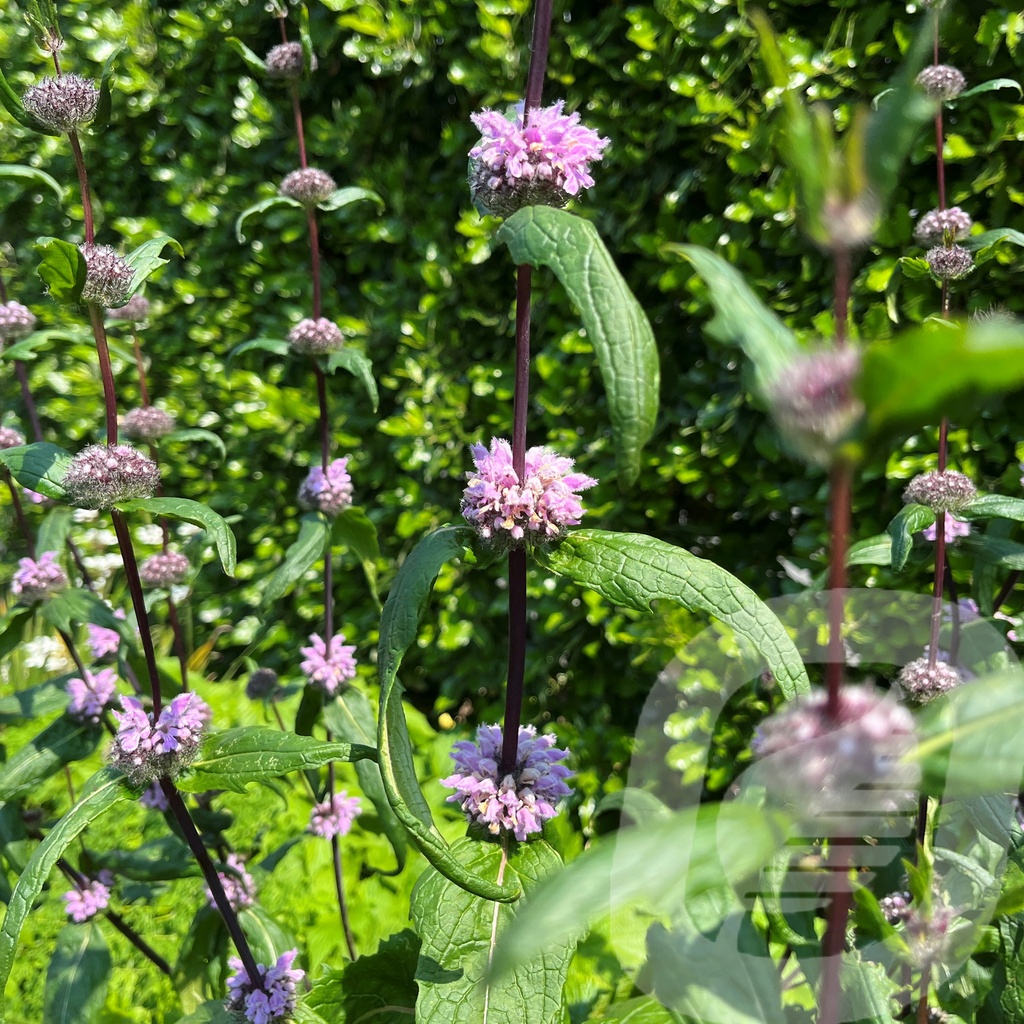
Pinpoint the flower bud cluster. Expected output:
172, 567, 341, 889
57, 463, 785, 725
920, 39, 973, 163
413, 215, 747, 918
279, 167, 336, 205
246, 668, 280, 701
298, 457, 353, 516
287, 317, 344, 355
109, 692, 211, 786
63, 878, 110, 922
309, 791, 361, 839
897, 657, 963, 705
63, 444, 160, 508
265, 42, 315, 80
11, 551, 69, 603
23, 73, 99, 132
0, 426, 26, 450
66, 668, 119, 723
138, 550, 191, 588
121, 406, 176, 442
903, 470, 977, 514
79, 245, 135, 308
0, 301, 37, 342
226, 950, 304, 1024
916, 64, 967, 101
914, 206, 972, 246
926, 244, 974, 281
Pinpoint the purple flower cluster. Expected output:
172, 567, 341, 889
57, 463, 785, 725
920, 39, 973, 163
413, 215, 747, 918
309, 791, 361, 840
11, 551, 69, 603
0, 426, 26, 449
287, 317, 344, 355
914, 206, 972, 247
462, 437, 597, 547
0, 301, 37, 342
106, 294, 151, 323
139, 550, 190, 587
139, 781, 170, 811
923, 516, 970, 543
109, 692, 210, 785
63, 444, 160, 508
279, 167, 336, 205
205, 852, 255, 912
66, 668, 119, 723
63, 879, 110, 922
469, 100, 609, 216
226, 949, 304, 1024
297, 458, 353, 516
23, 73, 99, 132
79, 244, 135, 308
87, 609, 126, 660
121, 406, 176, 442
880, 890, 912, 925
441, 724, 574, 841
299, 632, 357, 694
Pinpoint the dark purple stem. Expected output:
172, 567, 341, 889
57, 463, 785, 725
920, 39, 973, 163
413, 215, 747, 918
307, 209, 322, 319
291, 84, 308, 170
68, 131, 94, 244
87, 305, 119, 445
4, 474, 36, 555
818, 842, 854, 1024
132, 332, 151, 407
825, 466, 851, 719
327, 760, 357, 959
167, 596, 190, 692
14, 362, 44, 441
994, 571, 1020, 613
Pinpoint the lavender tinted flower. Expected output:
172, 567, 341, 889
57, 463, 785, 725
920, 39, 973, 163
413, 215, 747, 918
225, 949, 304, 1024
926, 244, 974, 281
903, 470, 977, 514
11, 551, 69, 603
469, 100, 610, 216
265, 41, 315, 80
23, 73, 99, 132
0, 301, 37, 342
139, 781, 169, 811
121, 406, 176, 442
279, 167, 336, 205
297, 458, 353, 516
287, 317, 344, 355
914, 206, 972, 246
139, 550, 190, 587
916, 64, 967, 101
897, 657, 963, 704
0, 426, 26, 450
923, 516, 970, 543
442, 723, 574, 841
205, 852, 255, 912
86, 621, 121, 660
64, 444, 160, 508
109, 692, 210, 785
79, 244, 135, 307
106, 294, 151, 323
462, 437, 597, 547
300, 632, 357, 695
903, 899, 959, 969
880, 890, 912, 925
66, 668, 118, 723
309, 791, 361, 839
246, 668, 280, 701
63, 879, 110, 922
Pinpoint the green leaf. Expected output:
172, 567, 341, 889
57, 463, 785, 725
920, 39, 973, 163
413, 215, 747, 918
262, 513, 330, 607
298, 5, 315, 76
497, 206, 659, 486
958, 78, 1023, 99
176, 726, 378, 794
0, 769, 130, 1024
964, 494, 1024, 522
37, 507, 73, 556
91, 43, 124, 130
41, 586, 125, 635
0, 63, 59, 135
0, 442, 72, 499
238, 905, 296, 967
124, 234, 183, 296
412, 838, 572, 1024
847, 534, 892, 568
962, 535, 1024, 570
323, 348, 379, 411
491, 802, 786, 978
664, 244, 799, 393
538, 530, 809, 698
322, 688, 407, 873
162, 428, 227, 461
34, 238, 87, 305
92, 835, 200, 881
235, 196, 301, 242
226, 336, 291, 368
0, 331, 52, 363
0, 676, 70, 723
886, 503, 935, 572
0, 716, 102, 803
42, 922, 111, 1024
175, 1003, 235, 1024
377, 526, 522, 902
333, 506, 381, 605
0, 606, 34, 660
965, 228, 1024, 252
590, 998, 683, 1022
115, 496, 236, 576
318, 185, 384, 212
0, 164, 63, 200
225, 36, 267, 76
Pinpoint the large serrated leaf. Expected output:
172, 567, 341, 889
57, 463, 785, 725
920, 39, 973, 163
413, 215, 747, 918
0, 442, 73, 499
0, 716, 102, 803
412, 838, 571, 1024
0, 769, 130, 1024
42, 922, 111, 1024
262, 513, 330, 607
497, 206, 658, 486
377, 526, 521, 901
115, 496, 236, 576
176, 727, 377, 794
886, 503, 935, 572
538, 530, 808, 698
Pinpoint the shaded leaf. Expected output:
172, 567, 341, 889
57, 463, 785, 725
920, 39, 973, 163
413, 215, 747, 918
958, 78, 1023, 99
0, 442, 73, 499
41, 586, 125, 635
319, 185, 384, 212
333, 505, 381, 605
0, 676, 70, 724
0, 716, 102, 803
92, 836, 201, 881
962, 535, 1024, 570
162, 428, 227, 461
226, 336, 290, 368
235, 196, 301, 242
323, 348, 378, 411
34, 238, 87, 305
886, 503, 935, 572
42, 922, 111, 1024
0, 164, 63, 200
239, 905, 296, 967
124, 235, 183, 297
0, 606, 34, 660
91, 43, 123, 130
964, 495, 1024, 522
590, 998, 683, 1022
262, 513, 330, 607
225, 37, 267, 75
965, 228, 1024, 253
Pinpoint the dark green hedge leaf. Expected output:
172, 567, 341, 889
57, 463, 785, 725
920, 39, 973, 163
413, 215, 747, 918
0, 442, 73, 499
42, 922, 111, 1024
961, 535, 1024, 570
91, 835, 200, 881
886, 503, 935, 572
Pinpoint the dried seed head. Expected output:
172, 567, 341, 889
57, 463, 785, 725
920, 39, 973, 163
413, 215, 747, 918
121, 406, 176, 442
0, 426, 26, 450
916, 64, 967, 101
926, 244, 974, 281
246, 668, 280, 701
22, 73, 99, 132
79, 245, 135, 307
287, 317, 344, 355
63, 444, 160, 508
106, 294, 151, 323
138, 551, 190, 588
0, 301, 37, 342
903, 470, 977, 514
914, 206, 972, 247
279, 167, 337, 205
897, 657, 963, 705
265, 42, 316, 80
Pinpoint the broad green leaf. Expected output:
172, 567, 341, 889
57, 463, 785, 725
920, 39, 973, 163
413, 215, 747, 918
175, 1003, 235, 1024
497, 206, 658, 486
0, 768, 130, 1024
37, 507, 73, 556
0, 442, 73, 499
226, 336, 290, 368
377, 525, 521, 901
235, 196, 301, 242
965, 228, 1024, 252
41, 586, 125, 635
176, 726, 377, 793
0, 63, 59, 135
964, 494, 1024, 522
962, 535, 1024, 570
225, 37, 267, 76
174, 906, 229, 1013
239, 905, 296, 967
322, 688, 406, 873
665, 244, 798, 393
34, 238, 87, 304
539, 530, 809, 698
847, 534, 892, 568
983, 918, 1024, 1024
124, 235, 183, 296
323, 348, 378, 411
91, 835, 200, 881
0, 606, 34, 660
412, 838, 571, 1024
42, 922, 111, 1024
0, 717, 102, 803
590, 998, 683, 1022
91, 43, 124, 130
162, 428, 227, 461
333, 506, 381, 605
958, 78, 1023, 100
319, 185, 384, 213
0, 332, 51, 362
298, 4, 315, 75
886, 503, 935, 572
115, 496, 236, 576
0, 676, 69, 723
262, 512, 330, 607
0, 164, 63, 200
491, 802, 787, 977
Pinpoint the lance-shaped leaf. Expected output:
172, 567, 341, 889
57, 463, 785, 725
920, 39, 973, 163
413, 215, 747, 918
262, 513, 331, 607
664, 244, 798, 393
176, 727, 377, 794
886, 504, 935, 572
226, 336, 290, 368
0, 676, 70, 724
965, 228, 1024, 255
0, 769, 131, 1024
0, 606, 34, 660
43, 922, 111, 1024
538, 530, 809, 698
235, 196, 302, 243
0, 64, 60, 135
34, 238, 87, 305
124, 234, 183, 296
0, 442, 72, 499
961, 535, 1024, 571
963, 494, 1024, 523
115, 496, 236, 576
323, 348, 378, 411
333, 506, 381, 606
497, 206, 658, 487
412, 838, 571, 1024
91, 43, 124, 130
958, 78, 1023, 100
319, 186, 384, 213
225, 37, 267, 76
0, 717, 102, 803
0, 164, 63, 200
41, 587, 127, 636
378, 526, 522, 901
162, 428, 227, 461
298, 4, 315, 75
